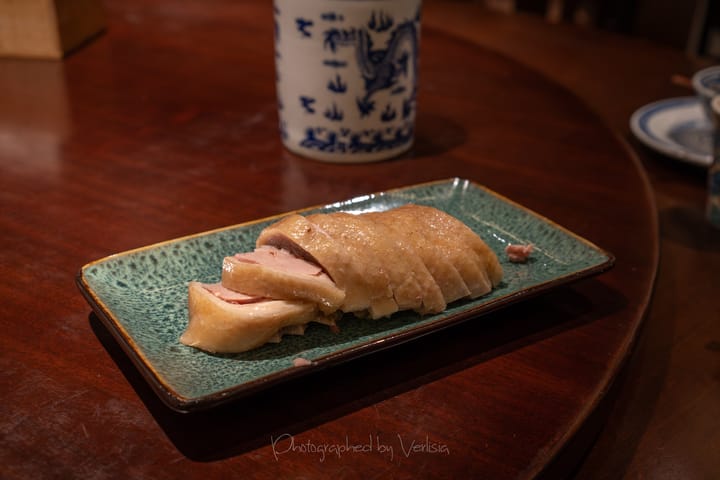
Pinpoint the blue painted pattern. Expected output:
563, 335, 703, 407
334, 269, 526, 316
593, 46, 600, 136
300, 96, 316, 114
300, 124, 413, 153
324, 103, 344, 122
321, 12, 344, 22
327, 74, 347, 93
323, 28, 357, 53
277, 2, 421, 158
380, 104, 396, 122
296, 18, 314, 37
323, 59, 348, 68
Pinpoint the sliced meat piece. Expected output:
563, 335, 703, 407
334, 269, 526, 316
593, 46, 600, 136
222, 245, 345, 313
255, 214, 340, 271
363, 210, 447, 314
381, 205, 493, 300
306, 212, 398, 318
180, 282, 320, 353
458, 256, 493, 299
405, 231, 472, 305
256, 213, 374, 314
399, 205, 502, 297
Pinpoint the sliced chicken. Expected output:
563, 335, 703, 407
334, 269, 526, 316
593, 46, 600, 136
222, 245, 345, 313
180, 282, 322, 353
307, 212, 412, 318
402, 205, 503, 297
256, 213, 374, 313
259, 204, 502, 312
364, 207, 467, 311
183, 204, 503, 353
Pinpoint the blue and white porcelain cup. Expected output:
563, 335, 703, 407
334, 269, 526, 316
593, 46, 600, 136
274, 0, 422, 163
692, 65, 720, 122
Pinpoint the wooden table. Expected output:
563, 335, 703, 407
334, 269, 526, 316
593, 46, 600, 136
1, 1, 716, 478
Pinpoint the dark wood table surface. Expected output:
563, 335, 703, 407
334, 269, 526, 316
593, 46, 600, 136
1, 1, 717, 478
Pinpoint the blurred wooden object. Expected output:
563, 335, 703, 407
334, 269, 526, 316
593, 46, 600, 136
0, 0, 104, 59
487, 0, 717, 57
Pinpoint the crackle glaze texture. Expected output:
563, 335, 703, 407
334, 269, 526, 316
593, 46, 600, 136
79, 179, 612, 409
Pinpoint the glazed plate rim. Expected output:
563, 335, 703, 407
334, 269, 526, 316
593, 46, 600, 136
629, 96, 713, 167
77, 178, 615, 412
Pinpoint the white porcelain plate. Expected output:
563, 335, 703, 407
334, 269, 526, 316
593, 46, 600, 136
630, 96, 713, 167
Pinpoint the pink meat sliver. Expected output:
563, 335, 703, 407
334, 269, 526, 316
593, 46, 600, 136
234, 245, 322, 276
201, 282, 264, 304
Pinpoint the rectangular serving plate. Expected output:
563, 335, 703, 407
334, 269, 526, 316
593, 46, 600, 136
77, 178, 614, 412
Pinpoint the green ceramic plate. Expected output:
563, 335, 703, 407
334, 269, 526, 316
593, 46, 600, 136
77, 178, 614, 412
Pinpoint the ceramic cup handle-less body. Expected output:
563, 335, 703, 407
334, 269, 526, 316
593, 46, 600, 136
274, 0, 422, 163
